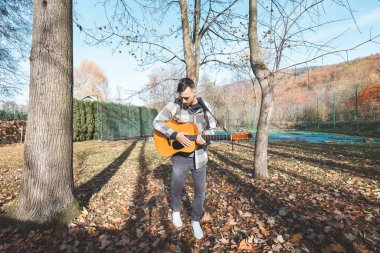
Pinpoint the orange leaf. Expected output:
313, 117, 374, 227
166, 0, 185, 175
201, 212, 212, 223
330, 243, 345, 252
258, 224, 269, 237
87, 227, 96, 235
238, 239, 256, 252
290, 233, 303, 244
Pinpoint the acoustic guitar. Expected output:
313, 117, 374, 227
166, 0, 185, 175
153, 120, 253, 157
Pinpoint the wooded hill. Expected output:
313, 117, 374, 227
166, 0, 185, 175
275, 54, 380, 104
200, 54, 380, 129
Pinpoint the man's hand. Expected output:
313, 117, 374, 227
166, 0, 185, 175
176, 132, 192, 147
195, 135, 206, 145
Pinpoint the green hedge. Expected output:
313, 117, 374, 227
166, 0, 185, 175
1, 100, 158, 142
73, 99, 158, 142
0, 110, 28, 121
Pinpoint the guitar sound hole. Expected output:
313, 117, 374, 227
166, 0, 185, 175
172, 141, 185, 150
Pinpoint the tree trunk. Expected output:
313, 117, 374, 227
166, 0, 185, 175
16, 0, 75, 223
179, 0, 196, 82
248, 0, 273, 179
193, 0, 201, 85
253, 81, 273, 178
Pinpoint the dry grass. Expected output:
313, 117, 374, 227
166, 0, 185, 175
0, 140, 379, 252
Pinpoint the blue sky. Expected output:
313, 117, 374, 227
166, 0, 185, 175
293, 0, 380, 65
14, 0, 380, 106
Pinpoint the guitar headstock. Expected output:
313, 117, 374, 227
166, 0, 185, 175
231, 131, 253, 141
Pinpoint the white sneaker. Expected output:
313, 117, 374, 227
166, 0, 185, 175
172, 211, 183, 228
191, 220, 204, 239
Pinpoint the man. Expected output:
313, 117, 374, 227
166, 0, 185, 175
153, 78, 216, 240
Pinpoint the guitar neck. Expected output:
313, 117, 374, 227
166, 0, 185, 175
185, 134, 232, 141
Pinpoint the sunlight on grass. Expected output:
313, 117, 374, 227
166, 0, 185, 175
0, 140, 379, 252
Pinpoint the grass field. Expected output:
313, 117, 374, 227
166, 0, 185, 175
0, 140, 379, 252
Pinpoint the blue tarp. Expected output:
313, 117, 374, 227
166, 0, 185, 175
216, 130, 379, 144
265, 130, 379, 143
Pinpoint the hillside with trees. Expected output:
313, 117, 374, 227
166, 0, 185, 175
203, 54, 380, 133
276, 54, 380, 105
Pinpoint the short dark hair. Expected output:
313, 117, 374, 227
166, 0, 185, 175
177, 78, 195, 93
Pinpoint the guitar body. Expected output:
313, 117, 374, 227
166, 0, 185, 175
154, 121, 253, 157
153, 121, 199, 158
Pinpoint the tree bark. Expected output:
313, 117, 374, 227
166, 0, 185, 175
179, 0, 196, 82
193, 0, 201, 84
16, 0, 75, 223
248, 0, 273, 179
253, 81, 273, 178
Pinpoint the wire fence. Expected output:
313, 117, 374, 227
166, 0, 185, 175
217, 81, 380, 137
273, 82, 380, 135
99, 102, 157, 140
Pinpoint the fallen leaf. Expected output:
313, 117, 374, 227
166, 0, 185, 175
98, 234, 110, 249
258, 224, 269, 237
277, 235, 285, 243
330, 243, 345, 253
201, 212, 212, 223
352, 242, 374, 253
238, 239, 255, 252
136, 228, 144, 238
87, 227, 96, 235
344, 233, 356, 241
193, 247, 200, 253
290, 233, 303, 244
220, 238, 229, 245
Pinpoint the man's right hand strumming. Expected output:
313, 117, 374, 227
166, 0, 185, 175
176, 132, 192, 147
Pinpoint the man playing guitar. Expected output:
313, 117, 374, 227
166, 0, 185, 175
153, 78, 216, 240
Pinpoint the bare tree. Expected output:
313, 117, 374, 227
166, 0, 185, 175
141, 66, 183, 109
0, 0, 32, 98
74, 60, 109, 101
16, 0, 76, 223
1, 101, 18, 111
248, 0, 379, 178
78, 0, 247, 85
198, 74, 226, 116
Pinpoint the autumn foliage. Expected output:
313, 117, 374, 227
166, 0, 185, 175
74, 60, 109, 101
356, 82, 380, 106
203, 54, 380, 128
292, 54, 380, 88
248, 55, 380, 127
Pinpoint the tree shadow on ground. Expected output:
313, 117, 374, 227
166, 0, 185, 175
121, 140, 155, 249
76, 140, 138, 207
2, 140, 156, 252
268, 149, 380, 181
151, 159, 194, 221
273, 142, 380, 161
208, 144, 379, 251
231, 142, 380, 181
2, 141, 377, 252
210, 148, 379, 208
120, 140, 195, 252
206, 158, 362, 252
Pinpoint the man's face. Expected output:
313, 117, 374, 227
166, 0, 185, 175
179, 87, 197, 107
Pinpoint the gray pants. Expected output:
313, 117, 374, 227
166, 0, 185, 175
171, 155, 206, 221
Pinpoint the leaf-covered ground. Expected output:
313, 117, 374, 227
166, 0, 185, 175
0, 140, 379, 252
